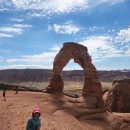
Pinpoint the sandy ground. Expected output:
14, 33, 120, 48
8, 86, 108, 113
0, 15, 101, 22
0, 91, 130, 130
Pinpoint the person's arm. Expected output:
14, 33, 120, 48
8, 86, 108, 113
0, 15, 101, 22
26, 119, 32, 130
37, 118, 41, 130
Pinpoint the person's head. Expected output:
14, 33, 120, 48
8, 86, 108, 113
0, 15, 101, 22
32, 107, 41, 118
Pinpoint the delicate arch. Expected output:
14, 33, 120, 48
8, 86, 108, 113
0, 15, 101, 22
46, 42, 104, 109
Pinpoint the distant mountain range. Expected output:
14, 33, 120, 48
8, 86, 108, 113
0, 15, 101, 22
0, 69, 130, 83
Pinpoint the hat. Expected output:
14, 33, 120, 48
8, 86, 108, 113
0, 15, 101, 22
32, 107, 40, 114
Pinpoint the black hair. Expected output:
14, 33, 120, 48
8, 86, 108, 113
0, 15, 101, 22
32, 112, 40, 117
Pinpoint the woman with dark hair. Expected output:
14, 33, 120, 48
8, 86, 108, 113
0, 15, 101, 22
26, 107, 41, 130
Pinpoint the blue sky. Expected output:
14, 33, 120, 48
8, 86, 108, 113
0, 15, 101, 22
0, 0, 130, 70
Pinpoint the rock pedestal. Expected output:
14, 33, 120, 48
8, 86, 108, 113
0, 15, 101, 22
46, 42, 104, 109
105, 79, 130, 112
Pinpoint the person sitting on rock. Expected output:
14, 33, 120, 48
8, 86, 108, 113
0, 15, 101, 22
26, 107, 41, 130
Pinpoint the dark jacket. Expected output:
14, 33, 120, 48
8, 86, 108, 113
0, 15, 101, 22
26, 116, 41, 130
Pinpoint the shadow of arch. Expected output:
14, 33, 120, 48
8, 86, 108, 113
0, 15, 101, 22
45, 42, 104, 109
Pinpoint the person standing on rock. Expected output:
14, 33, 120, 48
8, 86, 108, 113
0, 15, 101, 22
74, 91, 79, 102
3, 87, 6, 101
15, 86, 18, 94
26, 107, 41, 130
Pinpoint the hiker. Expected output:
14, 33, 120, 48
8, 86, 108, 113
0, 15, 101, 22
15, 86, 18, 94
74, 91, 78, 102
3, 87, 6, 101
26, 107, 41, 130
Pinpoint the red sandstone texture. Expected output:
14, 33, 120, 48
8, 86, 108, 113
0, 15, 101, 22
1, 91, 130, 130
105, 79, 130, 112
46, 42, 104, 109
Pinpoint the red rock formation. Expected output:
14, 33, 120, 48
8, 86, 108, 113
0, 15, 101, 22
105, 79, 130, 112
46, 42, 104, 109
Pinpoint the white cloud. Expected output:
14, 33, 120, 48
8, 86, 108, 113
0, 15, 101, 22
11, 18, 24, 22
13, 24, 32, 28
48, 22, 81, 34
49, 44, 62, 51
0, 27, 23, 34
116, 26, 130, 43
0, 8, 9, 12
6, 51, 57, 68
0, 23, 32, 38
108, 29, 115, 33
91, 0, 125, 6
10, 0, 87, 12
0, 33, 14, 38
80, 36, 123, 61
0, 0, 126, 16
126, 49, 130, 56
88, 26, 105, 32
0, 64, 52, 70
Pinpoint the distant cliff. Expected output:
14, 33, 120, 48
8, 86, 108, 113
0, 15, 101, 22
0, 69, 130, 83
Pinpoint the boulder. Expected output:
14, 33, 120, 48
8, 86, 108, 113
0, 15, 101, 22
105, 79, 130, 112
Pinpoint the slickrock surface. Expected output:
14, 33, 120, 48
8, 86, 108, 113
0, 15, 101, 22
0, 91, 130, 130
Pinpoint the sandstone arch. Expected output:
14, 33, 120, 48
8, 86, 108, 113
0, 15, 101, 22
46, 42, 104, 109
